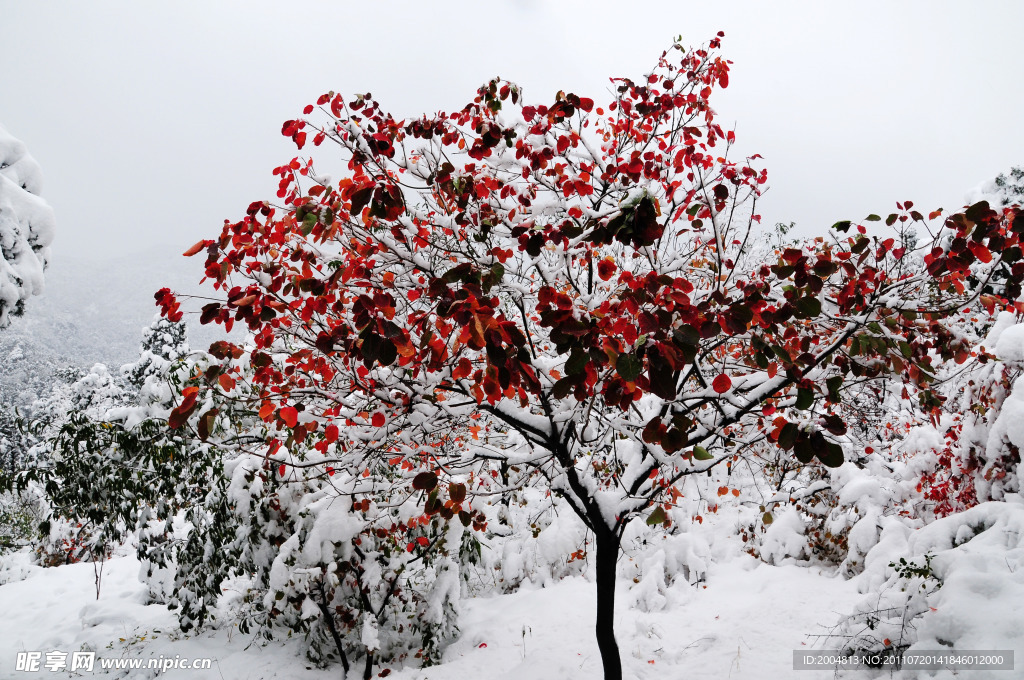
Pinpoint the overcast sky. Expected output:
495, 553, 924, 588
2, 1, 1023, 266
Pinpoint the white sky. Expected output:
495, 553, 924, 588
2, 0, 1023, 263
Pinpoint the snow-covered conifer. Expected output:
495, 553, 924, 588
123, 313, 189, 393
0, 124, 55, 328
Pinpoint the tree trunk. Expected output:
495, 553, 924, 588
594, 528, 622, 680
362, 651, 374, 680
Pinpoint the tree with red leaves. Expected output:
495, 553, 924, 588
159, 34, 1024, 679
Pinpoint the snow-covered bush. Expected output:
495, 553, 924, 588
0, 317, 188, 569
0, 489, 40, 556
3, 363, 131, 566
966, 166, 1024, 211
465, 486, 589, 593
906, 312, 1023, 520
0, 124, 55, 328
222, 456, 466, 670
10, 319, 480, 675
828, 501, 1024, 668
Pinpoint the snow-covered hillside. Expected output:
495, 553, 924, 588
3, 499, 1022, 679
0, 244, 236, 406
0, 525, 865, 680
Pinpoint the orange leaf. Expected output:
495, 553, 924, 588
183, 240, 207, 257
231, 294, 258, 307
395, 339, 417, 358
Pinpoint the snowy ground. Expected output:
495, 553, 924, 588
0, 550, 862, 680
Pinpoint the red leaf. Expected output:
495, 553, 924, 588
325, 424, 339, 443
209, 341, 244, 360
968, 241, 992, 263
416, 536, 429, 546
452, 358, 473, 380
168, 405, 191, 430
597, 259, 617, 281
712, 374, 732, 394
782, 248, 803, 264
280, 406, 298, 428
372, 412, 386, 427
412, 471, 438, 491
279, 464, 287, 477
169, 388, 199, 429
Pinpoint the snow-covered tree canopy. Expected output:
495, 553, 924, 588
0, 124, 55, 328
154, 34, 1024, 680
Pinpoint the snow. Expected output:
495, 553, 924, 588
994, 322, 1024, 364
987, 375, 1024, 455
0, 548, 862, 680
759, 506, 809, 565
361, 612, 381, 652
